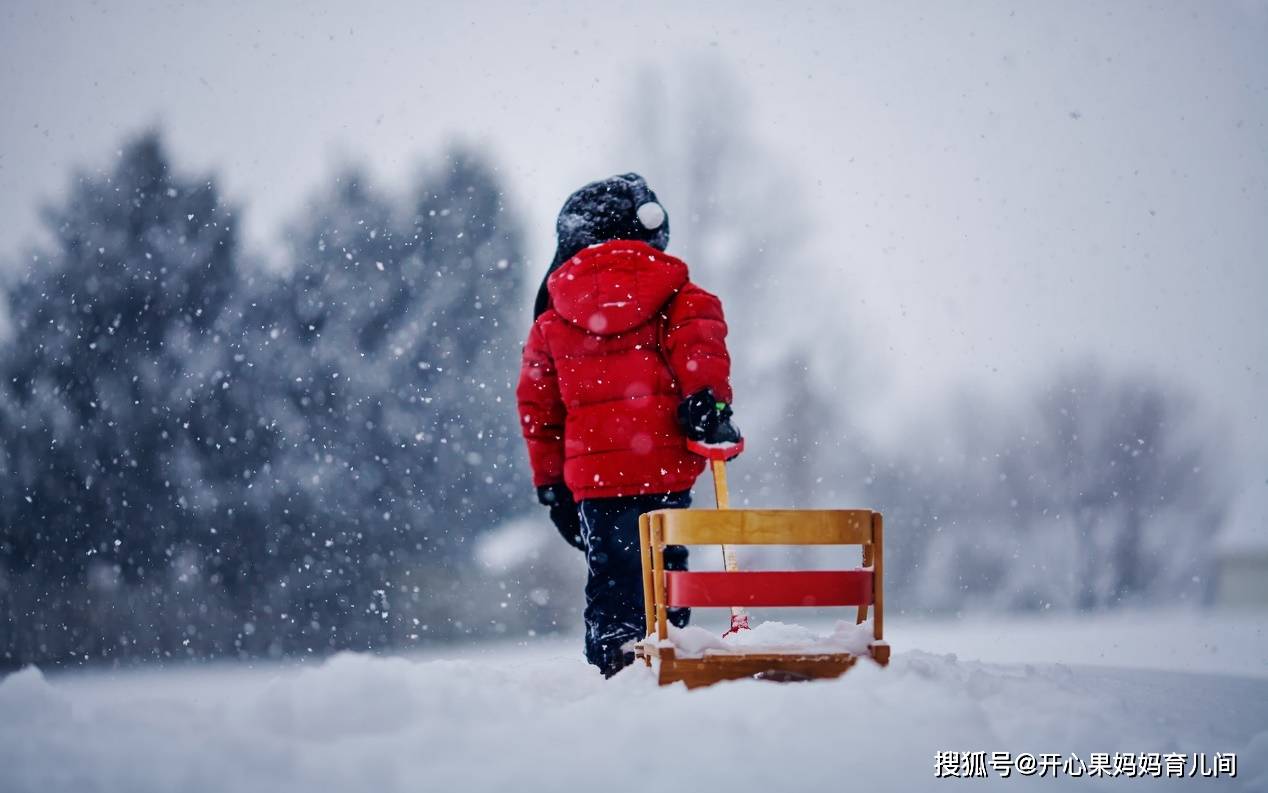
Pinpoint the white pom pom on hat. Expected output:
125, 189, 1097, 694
636, 201, 666, 230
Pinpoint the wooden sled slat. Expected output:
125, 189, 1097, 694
656, 509, 874, 546
642, 646, 885, 689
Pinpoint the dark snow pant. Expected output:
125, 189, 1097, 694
578, 490, 691, 677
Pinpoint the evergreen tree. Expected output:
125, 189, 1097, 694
234, 167, 423, 650
408, 147, 528, 539
0, 134, 536, 666
241, 151, 530, 648
0, 133, 250, 664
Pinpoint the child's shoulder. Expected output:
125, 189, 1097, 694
677, 278, 719, 299
669, 278, 724, 311
529, 306, 563, 334
662, 279, 726, 328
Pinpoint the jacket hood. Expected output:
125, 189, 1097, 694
546, 240, 688, 335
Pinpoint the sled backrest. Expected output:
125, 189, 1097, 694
639, 509, 884, 646
655, 508, 873, 545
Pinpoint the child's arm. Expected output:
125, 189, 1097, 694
516, 321, 567, 488
663, 283, 732, 403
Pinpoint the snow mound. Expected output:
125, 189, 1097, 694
651, 619, 875, 656
474, 516, 547, 570
3, 612, 1267, 792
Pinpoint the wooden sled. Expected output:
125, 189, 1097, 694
634, 507, 889, 689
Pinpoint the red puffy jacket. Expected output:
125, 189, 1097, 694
517, 240, 732, 501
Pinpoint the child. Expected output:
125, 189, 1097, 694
517, 173, 741, 677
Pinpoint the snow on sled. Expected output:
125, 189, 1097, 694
633, 443, 889, 688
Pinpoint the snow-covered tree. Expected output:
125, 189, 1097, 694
231, 151, 531, 650
0, 134, 536, 666
861, 361, 1227, 612
0, 133, 249, 663
1005, 362, 1227, 609
406, 147, 528, 537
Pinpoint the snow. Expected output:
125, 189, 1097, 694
2, 610, 1265, 793
652, 619, 876, 657
474, 517, 545, 571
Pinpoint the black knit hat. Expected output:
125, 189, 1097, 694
534, 173, 670, 317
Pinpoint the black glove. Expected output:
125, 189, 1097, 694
537, 483, 584, 551
676, 387, 742, 445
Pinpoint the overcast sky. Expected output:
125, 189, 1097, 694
2, 0, 1266, 523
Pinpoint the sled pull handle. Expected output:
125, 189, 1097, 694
686, 438, 742, 510
686, 438, 744, 511
687, 438, 749, 633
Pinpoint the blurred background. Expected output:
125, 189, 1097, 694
1, 1, 1264, 669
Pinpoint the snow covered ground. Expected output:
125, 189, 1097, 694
2, 609, 1265, 792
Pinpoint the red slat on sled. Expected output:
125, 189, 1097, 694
663, 569, 874, 608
